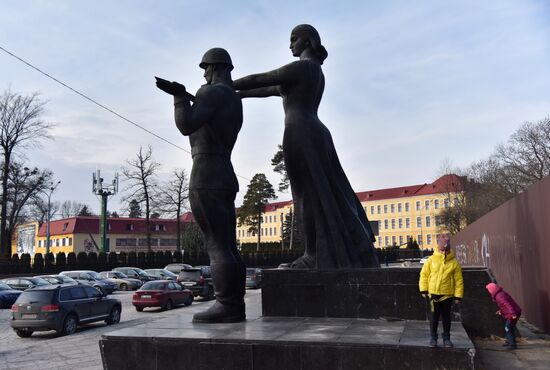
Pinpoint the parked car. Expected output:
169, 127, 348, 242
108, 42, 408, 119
0, 283, 22, 308
419, 256, 430, 265
37, 275, 79, 286
59, 271, 118, 294
113, 267, 158, 282
99, 271, 142, 291
144, 269, 178, 281
132, 280, 193, 311
0, 277, 51, 291
164, 263, 193, 274
10, 284, 121, 337
176, 266, 214, 300
246, 268, 263, 289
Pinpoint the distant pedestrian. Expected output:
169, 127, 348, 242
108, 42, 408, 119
486, 282, 522, 349
419, 234, 464, 348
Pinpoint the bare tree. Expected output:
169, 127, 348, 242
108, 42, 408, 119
156, 168, 189, 251
0, 90, 53, 256
495, 118, 550, 192
121, 146, 160, 252
60, 200, 89, 218
2, 162, 54, 251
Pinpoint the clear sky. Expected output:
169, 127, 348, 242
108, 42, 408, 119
1, 0, 549, 215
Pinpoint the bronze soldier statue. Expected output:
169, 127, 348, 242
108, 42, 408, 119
156, 48, 245, 322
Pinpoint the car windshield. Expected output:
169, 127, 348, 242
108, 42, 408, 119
140, 282, 166, 290
16, 290, 55, 303
0, 283, 12, 290
178, 270, 201, 280
58, 275, 76, 283
113, 271, 127, 278
88, 271, 105, 280
246, 269, 257, 276
30, 277, 51, 285
137, 270, 149, 277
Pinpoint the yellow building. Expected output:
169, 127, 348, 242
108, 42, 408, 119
236, 174, 462, 249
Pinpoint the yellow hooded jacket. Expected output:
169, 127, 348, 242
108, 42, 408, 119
419, 249, 464, 299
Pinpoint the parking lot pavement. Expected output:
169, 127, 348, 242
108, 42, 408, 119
0, 289, 262, 370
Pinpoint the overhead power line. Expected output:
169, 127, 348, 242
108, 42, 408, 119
0, 45, 250, 182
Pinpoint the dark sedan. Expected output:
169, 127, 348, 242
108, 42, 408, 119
0, 283, 22, 308
132, 280, 193, 311
0, 277, 51, 291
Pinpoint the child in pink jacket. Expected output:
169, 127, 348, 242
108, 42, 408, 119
486, 282, 522, 349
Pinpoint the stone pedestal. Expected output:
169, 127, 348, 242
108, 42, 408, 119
100, 316, 475, 370
261, 267, 502, 337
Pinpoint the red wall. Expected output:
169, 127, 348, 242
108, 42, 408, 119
452, 175, 550, 334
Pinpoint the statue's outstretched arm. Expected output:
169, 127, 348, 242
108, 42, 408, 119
174, 86, 216, 135
238, 86, 280, 98
233, 61, 301, 91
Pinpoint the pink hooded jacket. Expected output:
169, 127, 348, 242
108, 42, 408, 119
486, 283, 522, 320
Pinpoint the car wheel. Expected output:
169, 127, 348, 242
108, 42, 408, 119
184, 295, 193, 306
61, 314, 78, 336
14, 328, 33, 338
106, 306, 121, 325
120, 283, 128, 291
135, 306, 144, 312
162, 299, 173, 311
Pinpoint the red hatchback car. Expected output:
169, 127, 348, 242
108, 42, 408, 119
132, 280, 193, 312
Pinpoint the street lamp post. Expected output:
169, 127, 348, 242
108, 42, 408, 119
45, 181, 61, 255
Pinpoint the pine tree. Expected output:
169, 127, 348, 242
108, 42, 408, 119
238, 174, 277, 251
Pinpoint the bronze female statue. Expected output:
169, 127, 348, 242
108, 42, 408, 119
234, 24, 379, 269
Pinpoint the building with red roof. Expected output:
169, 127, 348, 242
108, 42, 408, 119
14, 216, 192, 255
236, 174, 464, 249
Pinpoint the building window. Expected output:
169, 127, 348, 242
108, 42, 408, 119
425, 200, 430, 210
444, 198, 450, 208
108, 223, 112, 231
370, 206, 374, 214
385, 236, 389, 246
397, 203, 402, 212
398, 219, 403, 228
384, 220, 389, 229
377, 205, 381, 214
391, 219, 395, 229
63, 222, 69, 231
399, 236, 403, 245
126, 224, 134, 231
405, 203, 410, 212
418, 235, 423, 245
392, 236, 396, 245
390, 204, 395, 213
426, 216, 431, 227
434, 199, 439, 209
406, 218, 410, 228
416, 201, 421, 211
435, 216, 441, 226
379, 220, 383, 230
378, 238, 382, 247
62, 238, 66, 247
384, 205, 388, 213
427, 234, 432, 245
69, 238, 72, 246
416, 217, 422, 228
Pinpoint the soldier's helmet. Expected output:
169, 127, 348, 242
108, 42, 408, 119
199, 48, 233, 71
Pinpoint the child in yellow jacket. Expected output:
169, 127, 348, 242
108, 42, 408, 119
419, 234, 464, 348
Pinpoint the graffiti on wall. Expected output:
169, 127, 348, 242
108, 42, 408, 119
16, 225, 36, 255
454, 233, 491, 267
